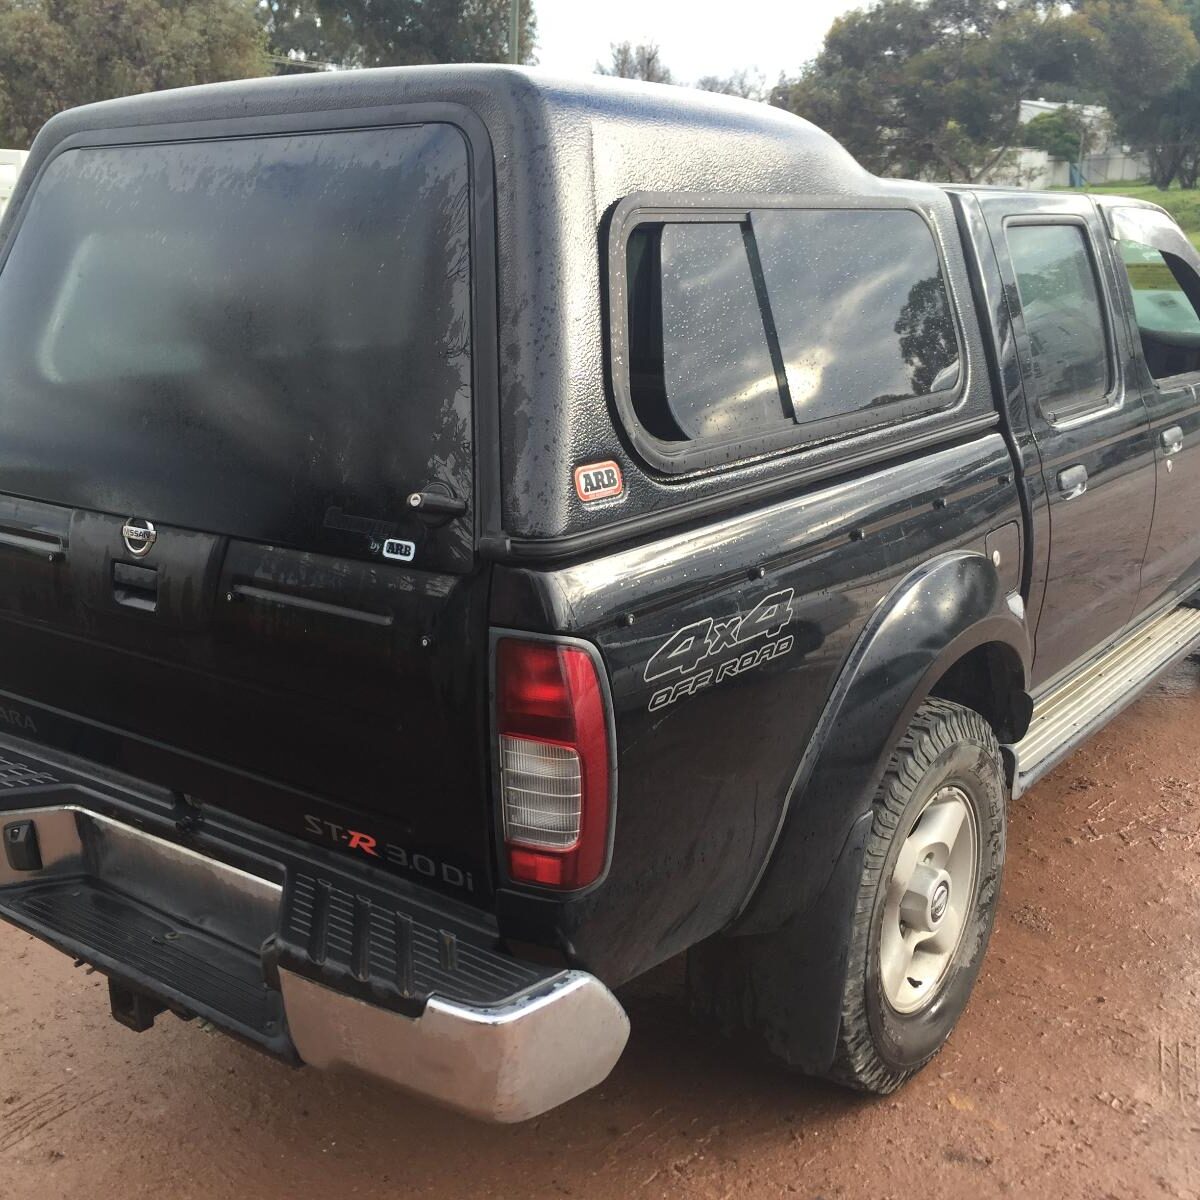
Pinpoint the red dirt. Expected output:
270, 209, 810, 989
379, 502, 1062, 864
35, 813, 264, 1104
3, 662, 1200, 1199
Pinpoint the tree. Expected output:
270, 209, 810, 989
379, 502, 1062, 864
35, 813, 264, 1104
1081, 0, 1200, 188
1022, 106, 1089, 162
1078, 0, 1197, 134
0, 0, 269, 148
259, 1, 330, 69
597, 41, 672, 83
266, 0, 536, 69
771, 0, 1193, 183
694, 68, 767, 101
1113, 67, 1200, 187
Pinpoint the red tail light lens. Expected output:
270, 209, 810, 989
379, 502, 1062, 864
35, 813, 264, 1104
495, 638, 611, 890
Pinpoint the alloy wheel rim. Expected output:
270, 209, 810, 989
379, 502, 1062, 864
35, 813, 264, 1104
879, 783, 979, 1015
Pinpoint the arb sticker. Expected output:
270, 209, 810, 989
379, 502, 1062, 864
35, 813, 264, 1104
574, 460, 624, 503
382, 538, 416, 562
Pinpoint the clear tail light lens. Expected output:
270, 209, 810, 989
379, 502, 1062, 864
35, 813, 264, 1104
499, 737, 582, 848
495, 638, 612, 890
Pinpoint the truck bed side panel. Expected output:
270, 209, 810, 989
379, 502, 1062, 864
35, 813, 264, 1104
492, 433, 1019, 984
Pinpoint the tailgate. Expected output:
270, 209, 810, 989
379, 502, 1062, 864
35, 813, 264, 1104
0, 121, 494, 900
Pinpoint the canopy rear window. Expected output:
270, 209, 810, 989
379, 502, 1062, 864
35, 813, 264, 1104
0, 123, 473, 566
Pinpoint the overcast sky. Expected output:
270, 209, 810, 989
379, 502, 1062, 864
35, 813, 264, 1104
532, 0, 862, 85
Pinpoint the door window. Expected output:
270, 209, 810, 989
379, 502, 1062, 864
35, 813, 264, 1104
1118, 239, 1200, 380
1007, 223, 1111, 420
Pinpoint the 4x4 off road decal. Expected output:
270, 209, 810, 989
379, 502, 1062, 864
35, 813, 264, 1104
574, 460, 624, 502
644, 588, 796, 712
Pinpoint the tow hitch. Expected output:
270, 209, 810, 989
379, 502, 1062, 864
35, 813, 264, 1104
108, 980, 167, 1033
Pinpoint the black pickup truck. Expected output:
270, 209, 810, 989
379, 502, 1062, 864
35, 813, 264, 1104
0, 67, 1197, 1120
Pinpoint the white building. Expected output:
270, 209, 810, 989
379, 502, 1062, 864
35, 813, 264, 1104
981, 100, 1147, 190
0, 150, 28, 216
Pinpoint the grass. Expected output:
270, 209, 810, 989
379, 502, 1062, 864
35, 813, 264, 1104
1055, 180, 1200, 251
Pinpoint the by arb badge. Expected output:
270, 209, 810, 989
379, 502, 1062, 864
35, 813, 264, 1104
574, 460, 624, 503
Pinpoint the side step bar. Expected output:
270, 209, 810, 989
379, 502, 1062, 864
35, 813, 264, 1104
1013, 605, 1200, 796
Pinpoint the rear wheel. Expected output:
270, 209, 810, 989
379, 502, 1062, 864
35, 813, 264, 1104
826, 697, 1006, 1093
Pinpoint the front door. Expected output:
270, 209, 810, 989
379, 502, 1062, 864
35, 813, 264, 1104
1104, 203, 1200, 611
979, 193, 1156, 687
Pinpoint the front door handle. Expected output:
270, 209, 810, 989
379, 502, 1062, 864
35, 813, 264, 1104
1162, 425, 1184, 455
1056, 464, 1089, 499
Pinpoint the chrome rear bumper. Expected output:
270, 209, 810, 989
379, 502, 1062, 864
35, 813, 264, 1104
0, 804, 629, 1123
281, 967, 629, 1122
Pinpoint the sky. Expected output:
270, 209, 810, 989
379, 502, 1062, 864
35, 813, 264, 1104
532, 0, 862, 86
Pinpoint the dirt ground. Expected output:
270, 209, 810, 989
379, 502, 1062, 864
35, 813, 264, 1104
3, 664, 1200, 1199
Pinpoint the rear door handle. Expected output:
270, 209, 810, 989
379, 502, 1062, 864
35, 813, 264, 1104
1162, 425, 1184, 455
1056, 464, 1088, 499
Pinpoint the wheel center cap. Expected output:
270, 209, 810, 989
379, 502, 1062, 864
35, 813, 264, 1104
900, 865, 954, 933
930, 880, 951, 924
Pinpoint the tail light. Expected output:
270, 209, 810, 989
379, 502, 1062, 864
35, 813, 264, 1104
494, 637, 612, 889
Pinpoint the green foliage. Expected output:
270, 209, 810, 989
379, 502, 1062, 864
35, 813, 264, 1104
265, 0, 537, 69
1118, 66, 1200, 188
1078, 0, 1198, 129
772, 0, 1197, 183
259, 1, 328, 67
596, 41, 672, 83
1090, 1, 1200, 188
0, 0, 269, 147
772, 0, 1093, 181
1023, 108, 1087, 161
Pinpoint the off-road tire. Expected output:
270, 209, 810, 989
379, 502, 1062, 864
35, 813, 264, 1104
824, 697, 1006, 1094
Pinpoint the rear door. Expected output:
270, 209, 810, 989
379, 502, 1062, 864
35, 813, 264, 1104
0, 119, 495, 900
979, 192, 1156, 686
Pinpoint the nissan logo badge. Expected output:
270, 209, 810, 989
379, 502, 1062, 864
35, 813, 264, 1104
121, 518, 157, 558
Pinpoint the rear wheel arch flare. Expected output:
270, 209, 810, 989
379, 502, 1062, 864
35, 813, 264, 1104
733, 550, 1029, 937
927, 639, 1031, 746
